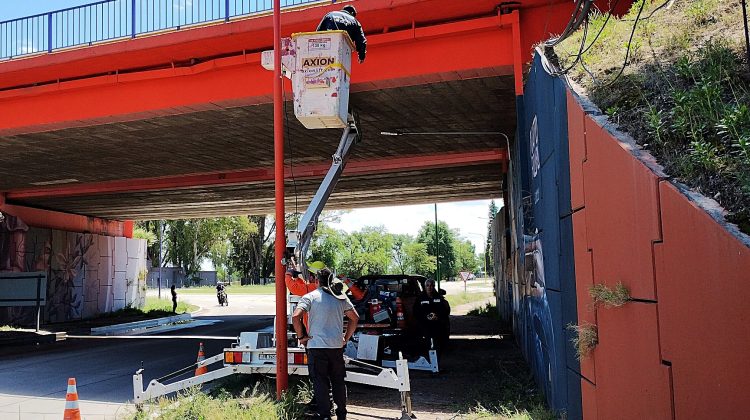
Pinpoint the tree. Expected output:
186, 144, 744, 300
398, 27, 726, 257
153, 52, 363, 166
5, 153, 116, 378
416, 221, 457, 281
403, 241, 435, 276
486, 200, 500, 277
339, 226, 393, 278
309, 224, 345, 269
226, 216, 261, 284
162, 218, 235, 282
454, 239, 479, 273
391, 234, 435, 276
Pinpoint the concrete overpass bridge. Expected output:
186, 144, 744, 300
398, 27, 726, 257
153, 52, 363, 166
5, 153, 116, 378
6, 2, 750, 419
0, 0, 595, 230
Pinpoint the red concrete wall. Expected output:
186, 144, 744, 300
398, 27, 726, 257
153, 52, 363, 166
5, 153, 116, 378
567, 90, 750, 419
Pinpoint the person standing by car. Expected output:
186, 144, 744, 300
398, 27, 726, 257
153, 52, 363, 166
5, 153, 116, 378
317, 5, 367, 64
293, 268, 359, 420
413, 278, 451, 353
170, 284, 177, 313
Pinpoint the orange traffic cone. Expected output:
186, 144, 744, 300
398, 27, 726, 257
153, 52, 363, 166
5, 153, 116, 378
63, 377, 81, 420
195, 342, 208, 376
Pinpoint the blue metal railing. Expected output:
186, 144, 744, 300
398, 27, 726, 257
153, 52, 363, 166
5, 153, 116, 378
0, 0, 324, 60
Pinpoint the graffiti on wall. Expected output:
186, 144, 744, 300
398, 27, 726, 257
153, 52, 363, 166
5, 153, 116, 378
496, 54, 580, 416
0, 215, 147, 327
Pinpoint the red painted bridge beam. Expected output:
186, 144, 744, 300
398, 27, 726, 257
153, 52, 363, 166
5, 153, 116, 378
4, 149, 507, 200
0, 15, 514, 135
0, 201, 132, 237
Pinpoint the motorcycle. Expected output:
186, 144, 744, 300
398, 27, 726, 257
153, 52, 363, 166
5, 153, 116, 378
217, 289, 228, 306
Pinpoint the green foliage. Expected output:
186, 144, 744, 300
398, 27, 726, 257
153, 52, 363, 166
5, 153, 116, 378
309, 224, 345, 269
445, 292, 493, 308
142, 297, 198, 314
132, 227, 157, 245
339, 226, 393, 278
466, 302, 501, 319
226, 215, 264, 283
417, 220, 457, 280
455, 239, 479, 272
129, 379, 310, 420
687, 0, 719, 25
559, 0, 750, 233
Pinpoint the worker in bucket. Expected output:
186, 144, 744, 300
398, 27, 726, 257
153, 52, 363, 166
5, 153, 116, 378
317, 5, 367, 63
413, 278, 451, 354
293, 268, 359, 420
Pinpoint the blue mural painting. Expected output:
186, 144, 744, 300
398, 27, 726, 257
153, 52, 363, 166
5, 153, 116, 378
497, 53, 582, 417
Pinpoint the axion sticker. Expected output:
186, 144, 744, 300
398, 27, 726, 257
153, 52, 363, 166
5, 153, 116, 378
302, 57, 335, 67
308, 38, 331, 50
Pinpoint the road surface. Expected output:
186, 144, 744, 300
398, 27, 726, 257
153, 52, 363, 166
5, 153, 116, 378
0, 293, 274, 419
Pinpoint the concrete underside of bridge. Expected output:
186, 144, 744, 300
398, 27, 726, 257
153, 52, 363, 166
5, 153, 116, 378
0, 0, 596, 222
1, 76, 512, 218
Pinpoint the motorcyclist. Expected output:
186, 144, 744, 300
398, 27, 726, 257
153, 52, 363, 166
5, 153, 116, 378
216, 281, 227, 305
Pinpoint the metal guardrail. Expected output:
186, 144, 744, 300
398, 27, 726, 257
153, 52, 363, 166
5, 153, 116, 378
0, 0, 324, 60
90, 312, 191, 335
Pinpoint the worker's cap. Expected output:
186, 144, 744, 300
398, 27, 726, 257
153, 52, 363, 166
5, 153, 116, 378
319, 268, 346, 300
342, 5, 357, 17
308, 260, 327, 274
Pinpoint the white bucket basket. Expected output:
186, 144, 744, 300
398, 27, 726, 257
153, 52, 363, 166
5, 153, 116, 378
291, 31, 353, 129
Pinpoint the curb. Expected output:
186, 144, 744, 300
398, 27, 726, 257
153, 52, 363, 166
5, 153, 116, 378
91, 313, 192, 335
0, 331, 62, 347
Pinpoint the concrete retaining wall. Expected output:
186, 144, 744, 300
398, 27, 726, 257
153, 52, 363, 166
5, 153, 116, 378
568, 87, 750, 419
0, 217, 147, 326
499, 51, 750, 418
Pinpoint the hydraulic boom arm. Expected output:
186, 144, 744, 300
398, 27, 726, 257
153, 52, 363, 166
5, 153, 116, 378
285, 112, 361, 270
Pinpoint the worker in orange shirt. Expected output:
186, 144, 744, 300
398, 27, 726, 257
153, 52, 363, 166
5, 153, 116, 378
285, 259, 325, 297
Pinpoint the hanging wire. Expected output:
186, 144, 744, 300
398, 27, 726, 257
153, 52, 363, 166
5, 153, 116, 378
596, 0, 648, 88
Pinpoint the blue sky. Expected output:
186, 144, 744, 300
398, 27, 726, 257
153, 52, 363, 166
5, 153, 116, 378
2, 1, 503, 255
0, 2, 89, 21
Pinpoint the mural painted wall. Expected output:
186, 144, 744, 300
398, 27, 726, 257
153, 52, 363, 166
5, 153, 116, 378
495, 54, 581, 417
0, 215, 147, 327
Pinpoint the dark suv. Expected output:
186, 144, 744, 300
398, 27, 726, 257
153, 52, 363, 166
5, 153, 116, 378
347, 274, 427, 333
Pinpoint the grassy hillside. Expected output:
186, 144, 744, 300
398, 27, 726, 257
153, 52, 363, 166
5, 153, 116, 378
555, 0, 750, 233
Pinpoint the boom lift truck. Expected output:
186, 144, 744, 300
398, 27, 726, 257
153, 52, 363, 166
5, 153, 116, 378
133, 31, 416, 418
132, 112, 415, 418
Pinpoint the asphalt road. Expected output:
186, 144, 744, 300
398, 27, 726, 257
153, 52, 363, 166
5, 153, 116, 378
0, 294, 275, 419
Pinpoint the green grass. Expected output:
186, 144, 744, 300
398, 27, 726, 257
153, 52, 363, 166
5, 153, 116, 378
143, 296, 198, 314
466, 302, 501, 319
446, 292, 494, 308
128, 376, 311, 420
557, 0, 750, 233
174, 284, 276, 295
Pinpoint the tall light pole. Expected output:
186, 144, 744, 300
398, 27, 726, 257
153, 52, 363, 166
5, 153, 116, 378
434, 203, 440, 290
272, 0, 288, 398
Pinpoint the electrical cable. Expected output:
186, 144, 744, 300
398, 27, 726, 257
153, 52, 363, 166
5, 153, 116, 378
622, 0, 674, 21
545, 0, 595, 47
282, 78, 300, 219
573, 0, 623, 57
549, 16, 590, 77
597, 0, 647, 88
